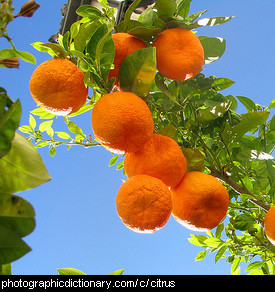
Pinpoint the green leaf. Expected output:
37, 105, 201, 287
176, 0, 192, 18
0, 48, 36, 64
204, 237, 224, 248
32, 42, 67, 58
57, 268, 86, 275
0, 263, 11, 275
195, 250, 207, 261
212, 78, 235, 91
109, 268, 125, 275
55, 132, 72, 140
123, 0, 142, 31
119, 47, 156, 99
245, 261, 263, 273
237, 96, 257, 112
215, 245, 227, 263
67, 120, 84, 136
29, 114, 36, 130
188, 234, 208, 247
0, 132, 51, 193
0, 193, 35, 237
182, 148, 204, 172
31, 107, 55, 119
192, 16, 235, 29
230, 214, 257, 231
157, 125, 178, 141
76, 5, 103, 18
199, 36, 226, 64
0, 225, 31, 265
154, 0, 177, 17
109, 155, 119, 167
38, 120, 53, 132
0, 98, 21, 159
222, 111, 270, 144
230, 257, 241, 274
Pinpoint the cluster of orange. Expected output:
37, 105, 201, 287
28, 27, 275, 243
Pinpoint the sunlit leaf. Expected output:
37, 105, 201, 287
57, 268, 86, 275
199, 36, 226, 64
119, 47, 156, 99
0, 132, 51, 193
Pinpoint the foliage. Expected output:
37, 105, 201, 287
0, 0, 50, 275
5, 0, 275, 274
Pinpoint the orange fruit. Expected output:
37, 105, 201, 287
152, 28, 204, 81
29, 58, 88, 116
108, 32, 147, 85
170, 171, 229, 231
264, 204, 275, 246
124, 134, 187, 188
116, 174, 172, 233
91, 91, 154, 154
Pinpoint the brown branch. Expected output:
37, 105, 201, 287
208, 166, 270, 212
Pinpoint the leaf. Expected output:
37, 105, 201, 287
109, 268, 124, 275
182, 148, 204, 172
231, 257, 241, 274
157, 125, 178, 141
222, 111, 270, 144
204, 237, 224, 248
57, 268, 86, 275
55, 132, 72, 140
236, 96, 257, 112
0, 132, 51, 193
109, 155, 119, 167
154, 0, 177, 17
176, 0, 192, 18
195, 250, 207, 261
123, 0, 142, 31
119, 47, 156, 99
199, 36, 226, 64
76, 5, 103, 18
38, 120, 53, 132
32, 42, 67, 58
230, 214, 257, 232
188, 234, 208, 247
67, 120, 84, 136
0, 225, 31, 265
245, 261, 263, 273
0, 193, 35, 237
31, 107, 55, 119
215, 245, 227, 263
212, 78, 235, 91
192, 16, 235, 29
0, 98, 21, 159
0, 48, 36, 64
0, 263, 11, 275
29, 114, 36, 130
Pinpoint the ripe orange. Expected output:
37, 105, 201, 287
91, 91, 154, 154
29, 58, 88, 116
116, 174, 172, 233
124, 134, 187, 188
264, 204, 275, 246
170, 171, 229, 231
108, 32, 147, 85
152, 28, 204, 81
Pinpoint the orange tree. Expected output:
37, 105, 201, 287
17, 0, 275, 275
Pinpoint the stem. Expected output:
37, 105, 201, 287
208, 165, 270, 212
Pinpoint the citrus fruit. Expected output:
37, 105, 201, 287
91, 91, 154, 154
108, 32, 147, 85
124, 134, 187, 188
264, 204, 275, 246
170, 171, 229, 231
116, 174, 172, 233
152, 27, 204, 81
29, 58, 88, 116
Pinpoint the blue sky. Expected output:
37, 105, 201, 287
1, 0, 275, 275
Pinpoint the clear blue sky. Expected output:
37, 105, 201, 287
1, 0, 275, 275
